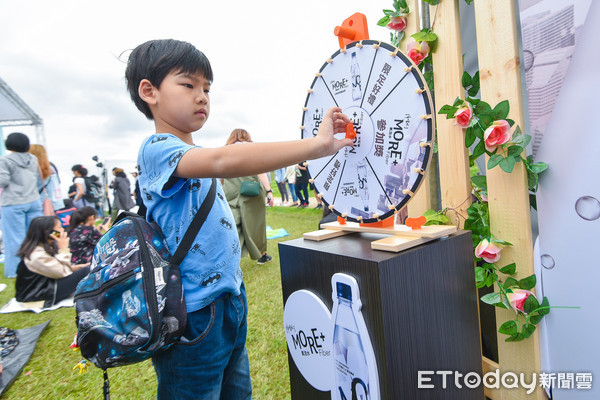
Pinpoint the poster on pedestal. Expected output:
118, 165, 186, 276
283, 273, 379, 399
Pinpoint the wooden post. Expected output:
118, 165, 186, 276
402, 0, 434, 219
474, 1, 545, 399
430, 0, 472, 228
400, 0, 421, 49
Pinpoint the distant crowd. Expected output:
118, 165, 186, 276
0, 132, 138, 301
0, 131, 325, 288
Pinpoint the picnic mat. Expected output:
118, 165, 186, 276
0, 320, 51, 396
266, 226, 290, 240
0, 298, 73, 314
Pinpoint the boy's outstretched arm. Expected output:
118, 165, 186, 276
176, 107, 354, 179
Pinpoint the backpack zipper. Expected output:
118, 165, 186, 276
131, 217, 161, 348
74, 268, 136, 301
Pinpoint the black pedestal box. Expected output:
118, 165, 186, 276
279, 230, 483, 399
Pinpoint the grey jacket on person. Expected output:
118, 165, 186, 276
111, 176, 135, 211
0, 152, 41, 206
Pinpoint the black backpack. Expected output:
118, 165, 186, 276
74, 178, 216, 398
82, 175, 102, 204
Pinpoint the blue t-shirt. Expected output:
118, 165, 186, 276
137, 134, 242, 312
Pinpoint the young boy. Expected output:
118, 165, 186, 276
125, 39, 352, 399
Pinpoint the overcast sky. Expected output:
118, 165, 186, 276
0, 0, 388, 195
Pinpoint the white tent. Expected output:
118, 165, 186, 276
0, 76, 45, 154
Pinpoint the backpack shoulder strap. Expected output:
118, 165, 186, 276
170, 178, 217, 266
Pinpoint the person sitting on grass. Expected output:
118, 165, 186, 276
67, 206, 110, 265
15, 216, 90, 307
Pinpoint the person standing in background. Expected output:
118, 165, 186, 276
109, 168, 135, 221
222, 129, 274, 265
0, 133, 43, 278
274, 167, 289, 206
71, 164, 94, 209
295, 162, 310, 207
284, 165, 299, 207
131, 170, 147, 218
29, 144, 65, 212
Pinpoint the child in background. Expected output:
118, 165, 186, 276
126, 39, 352, 399
67, 206, 110, 264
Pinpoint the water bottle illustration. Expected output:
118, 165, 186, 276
357, 161, 369, 212
333, 280, 370, 400
351, 51, 362, 101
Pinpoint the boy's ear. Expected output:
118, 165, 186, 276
138, 79, 157, 105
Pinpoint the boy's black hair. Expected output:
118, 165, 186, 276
5, 132, 30, 152
125, 39, 214, 120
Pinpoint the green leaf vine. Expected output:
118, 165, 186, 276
379, 0, 570, 342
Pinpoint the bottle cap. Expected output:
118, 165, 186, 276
336, 282, 352, 301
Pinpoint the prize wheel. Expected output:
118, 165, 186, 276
301, 40, 435, 224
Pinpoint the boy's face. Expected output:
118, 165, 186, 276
148, 70, 211, 140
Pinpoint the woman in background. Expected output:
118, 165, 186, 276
0, 133, 43, 278
71, 164, 93, 209
222, 129, 274, 265
15, 216, 90, 307
29, 144, 64, 212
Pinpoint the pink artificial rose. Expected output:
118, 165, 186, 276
507, 289, 537, 314
454, 102, 473, 127
483, 120, 512, 152
475, 238, 503, 263
406, 41, 430, 65
387, 16, 407, 32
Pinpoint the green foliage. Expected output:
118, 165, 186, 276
499, 262, 516, 275
464, 201, 490, 244
423, 209, 451, 225
437, 67, 553, 343
462, 71, 480, 97
379, 0, 556, 344
517, 274, 537, 290
423, 69, 434, 92
411, 29, 438, 43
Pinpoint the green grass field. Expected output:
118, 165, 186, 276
0, 205, 323, 399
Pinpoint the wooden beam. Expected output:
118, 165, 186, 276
474, 1, 545, 399
430, 0, 472, 228
403, 0, 433, 219
400, 0, 421, 49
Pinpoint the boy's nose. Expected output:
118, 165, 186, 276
196, 92, 208, 104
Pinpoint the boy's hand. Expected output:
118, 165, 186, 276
315, 107, 354, 157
